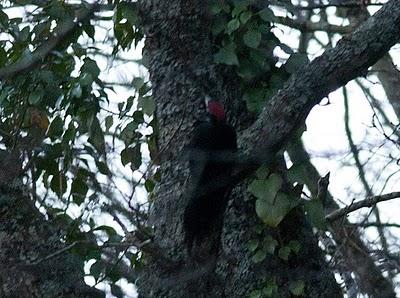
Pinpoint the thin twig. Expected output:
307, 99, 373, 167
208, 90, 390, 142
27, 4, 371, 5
276, 16, 351, 34
326, 192, 400, 222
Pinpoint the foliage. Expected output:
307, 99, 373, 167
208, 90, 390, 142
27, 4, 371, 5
249, 173, 299, 227
2, 0, 398, 296
0, 0, 308, 294
0, 0, 150, 291
210, 0, 307, 113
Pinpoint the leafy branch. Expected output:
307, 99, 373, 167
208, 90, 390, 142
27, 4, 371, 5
0, 3, 99, 79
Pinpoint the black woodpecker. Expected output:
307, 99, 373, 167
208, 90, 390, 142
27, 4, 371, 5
183, 99, 237, 251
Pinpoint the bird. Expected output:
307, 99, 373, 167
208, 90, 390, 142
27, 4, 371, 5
183, 98, 237, 252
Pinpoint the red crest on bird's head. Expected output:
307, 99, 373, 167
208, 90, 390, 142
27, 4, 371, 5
207, 100, 225, 121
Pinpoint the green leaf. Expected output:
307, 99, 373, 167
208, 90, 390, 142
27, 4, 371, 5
28, 88, 44, 105
263, 235, 278, 254
289, 280, 305, 296
71, 177, 88, 205
288, 240, 301, 255
63, 122, 76, 144
72, 43, 86, 57
252, 248, 267, 263
81, 57, 100, 79
50, 172, 67, 195
18, 26, 30, 42
47, 116, 64, 138
0, 47, 7, 67
125, 96, 134, 113
278, 246, 291, 261
90, 261, 104, 281
36, 157, 59, 176
209, 2, 230, 14
259, 7, 277, 22
255, 165, 269, 180
0, 89, 8, 106
263, 279, 278, 297
211, 16, 227, 36
243, 29, 262, 48
121, 146, 141, 170
255, 192, 298, 228
120, 121, 139, 145
79, 73, 93, 86
145, 179, 155, 193
232, 4, 247, 17
240, 10, 252, 24
88, 118, 105, 156
83, 23, 95, 39
227, 18, 240, 34
105, 115, 113, 132
209, 2, 223, 14
122, 5, 140, 25
249, 289, 262, 298
305, 199, 326, 230
284, 53, 309, 74
214, 43, 239, 66
249, 173, 282, 201
0, 9, 9, 27
133, 110, 144, 123
93, 225, 117, 236
45, 143, 63, 159
96, 160, 110, 175
236, 59, 257, 81
131, 145, 142, 170
249, 49, 270, 69
111, 284, 124, 298
121, 147, 135, 166
118, 102, 125, 113
262, 286, 273, 297
247, 239, 259, 253
243, 88, 266, 113
138, 95, 155, 115
287, 164, 307, 185
132, 77, 145, 90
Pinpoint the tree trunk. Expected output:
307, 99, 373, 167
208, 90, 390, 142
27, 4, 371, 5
137, 1, 341, 297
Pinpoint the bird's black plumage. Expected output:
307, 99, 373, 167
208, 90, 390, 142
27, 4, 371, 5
183, 101, 237, 251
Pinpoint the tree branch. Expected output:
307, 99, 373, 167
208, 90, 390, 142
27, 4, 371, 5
326, 192, 400, 222
241, 0, 400, 169
294, 1, 384, 10
276, 16, 351, 34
